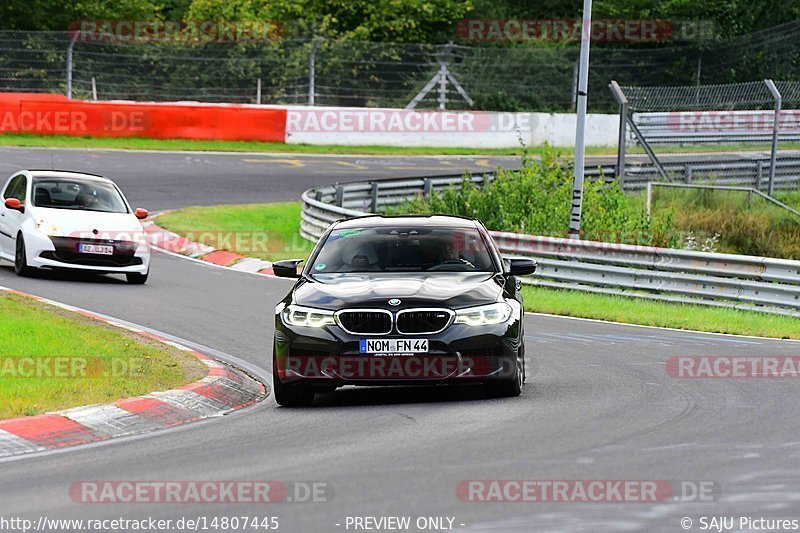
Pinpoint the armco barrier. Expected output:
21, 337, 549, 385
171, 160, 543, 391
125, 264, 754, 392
0, 93, 287, 142
300, 176, 800, 317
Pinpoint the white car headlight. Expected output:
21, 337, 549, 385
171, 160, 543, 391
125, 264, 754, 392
454, 302, 514, 326
36, 218, 61, 236
282, 304, 335, 328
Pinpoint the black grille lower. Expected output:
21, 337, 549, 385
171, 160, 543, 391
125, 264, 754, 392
40, 251, 143, 267
43, 236, 141, 267
397, 310, 452, 334
337, 311, 392, 334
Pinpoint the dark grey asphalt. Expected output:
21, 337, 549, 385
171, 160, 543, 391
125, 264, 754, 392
1, 252, 799, 532
1, 147, 800, 532
2, 146, 776, 211
0, 148, 523, 210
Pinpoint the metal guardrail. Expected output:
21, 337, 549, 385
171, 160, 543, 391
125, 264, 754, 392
300, 174, 800, 317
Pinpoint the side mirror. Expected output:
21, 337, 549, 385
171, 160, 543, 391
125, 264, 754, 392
272, 259, 304, 278
134, 208, 149, 220
4, 198, 23, 212
505, 256, 537, 276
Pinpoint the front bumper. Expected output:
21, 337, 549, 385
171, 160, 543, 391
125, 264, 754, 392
25, 232, 150, 274
274, 314, 522, 386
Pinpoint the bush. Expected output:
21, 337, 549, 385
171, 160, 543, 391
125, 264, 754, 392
386, 147, 679, 247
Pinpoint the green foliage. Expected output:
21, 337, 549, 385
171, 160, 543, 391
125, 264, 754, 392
187, 0, 474, 43
386, 146, 678, 246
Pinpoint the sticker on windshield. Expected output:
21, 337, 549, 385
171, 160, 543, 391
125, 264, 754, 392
329, 230, 360, 241
315, 263, 327, 271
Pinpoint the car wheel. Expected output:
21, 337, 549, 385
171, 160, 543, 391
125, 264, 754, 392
14, 234, 33, 277
272, 351, 315, 407
485, 358, 523, 398
126, 270, 149, 284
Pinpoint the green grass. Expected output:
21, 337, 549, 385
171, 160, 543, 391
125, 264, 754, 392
2, 132, 798, 157
157, 202, 315, 261
521, 286, 800, 339
0, 293, 206, 419
650, 187, 800, 259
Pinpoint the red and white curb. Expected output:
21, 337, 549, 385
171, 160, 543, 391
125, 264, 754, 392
142, 220, 279, 275
0, 287, 267, 459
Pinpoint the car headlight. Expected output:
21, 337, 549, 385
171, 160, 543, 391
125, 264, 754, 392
454, 302, 513, 326
36, 218, 61, 236
282, 304, 335, 328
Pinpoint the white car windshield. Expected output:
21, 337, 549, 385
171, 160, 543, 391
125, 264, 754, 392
32, 177, 128, 214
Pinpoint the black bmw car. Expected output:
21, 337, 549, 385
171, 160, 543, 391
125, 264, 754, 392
271, 215, 537, 406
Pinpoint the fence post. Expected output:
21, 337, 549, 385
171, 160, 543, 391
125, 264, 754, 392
308, 37, 323, 106
764, 79, 782, 196
256, 78, 262, 105
66, 31, 79, 99
609, 81, 627, 185
91, 77, 97, 100
684, 165, 692, 184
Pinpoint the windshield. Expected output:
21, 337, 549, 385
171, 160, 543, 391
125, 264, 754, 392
310, 226, 495, 273
32, 177, 128, 213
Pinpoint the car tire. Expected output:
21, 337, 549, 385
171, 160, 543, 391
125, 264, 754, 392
272, 352, 315, 407
14, 234, 33, 277
126, 271, 149, 284
485, 357, 523, 398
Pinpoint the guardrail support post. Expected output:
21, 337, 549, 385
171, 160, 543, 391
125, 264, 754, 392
764, 79, 782, 196
423, 178, 433, 196
370, 182, 379, 212
684, 165, 692, 184
334, 185, 344, 207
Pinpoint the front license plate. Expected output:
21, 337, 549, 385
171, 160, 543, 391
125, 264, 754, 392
360, 338, 429, 354
79, 244, 114, 255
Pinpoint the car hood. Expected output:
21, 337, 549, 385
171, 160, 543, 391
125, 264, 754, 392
294, 272, 504, 310
34, 208, 143, 237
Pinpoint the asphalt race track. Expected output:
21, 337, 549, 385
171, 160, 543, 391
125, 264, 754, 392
1, 147, 800, 532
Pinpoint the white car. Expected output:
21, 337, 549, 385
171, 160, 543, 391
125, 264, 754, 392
0, 170, 151, 284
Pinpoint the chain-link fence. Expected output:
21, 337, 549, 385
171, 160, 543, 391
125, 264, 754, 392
2, 21, 800, 111
607, 80, 800, 192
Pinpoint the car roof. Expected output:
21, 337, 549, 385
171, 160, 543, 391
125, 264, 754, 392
334, 214, 479, 230
27, 170, 114, 184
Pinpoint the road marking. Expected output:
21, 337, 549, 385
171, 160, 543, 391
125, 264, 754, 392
334, 161, 369, 170
241, 158, 306, 167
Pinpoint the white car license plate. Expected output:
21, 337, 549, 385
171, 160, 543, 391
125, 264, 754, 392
360, 338, 429, 354
79, 244, 114, 255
